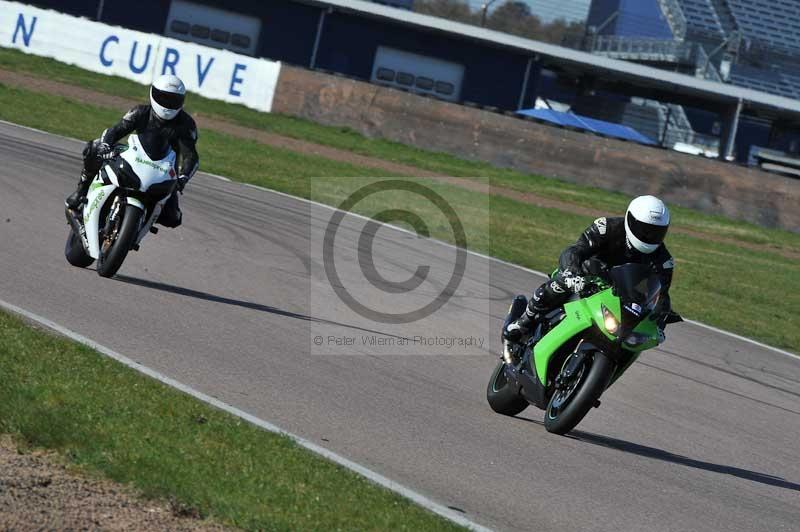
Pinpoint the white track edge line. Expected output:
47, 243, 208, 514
1, 119, 797, 361
0, 298, 491, 532
240, 185, 800, 362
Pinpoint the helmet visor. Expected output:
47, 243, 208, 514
151, 86, 185, 110
627, 211, 668, 245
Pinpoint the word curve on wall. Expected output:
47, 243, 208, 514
0, 1, 281, 112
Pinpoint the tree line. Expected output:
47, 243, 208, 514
414, 0, 586, 46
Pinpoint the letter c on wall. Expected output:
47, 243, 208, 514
99, 35, 119, 67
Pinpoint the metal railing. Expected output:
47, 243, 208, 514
589, 36, 725, 83
693, 44, 723, 82
656, 0, 687, 41
590, 36, 694, 62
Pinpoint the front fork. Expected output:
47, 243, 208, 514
100, 199, 123, 252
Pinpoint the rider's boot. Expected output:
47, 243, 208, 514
504, 310, 534, 344
502, 310, 535, 363
65, 170, 92, 210
503, 285, 551, 357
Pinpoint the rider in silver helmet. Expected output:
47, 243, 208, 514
66, 74, 199, 228
504, 195, 677, 349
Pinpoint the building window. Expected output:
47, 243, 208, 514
170, 20, 190, 35
191, 24, 210, 39
415, 76, 434, 90
376, 68, 396, 81
435, 81, 455, 95
210, 29, 230, 44
396, 72, 415, 86
231, 34, 251, 49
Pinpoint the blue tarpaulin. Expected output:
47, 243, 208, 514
516, 108, 656, 145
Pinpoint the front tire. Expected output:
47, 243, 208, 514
96, 204, 142, 278
544, 351, 615, 435
486, 361, 529, 416
65, 228, 94, 268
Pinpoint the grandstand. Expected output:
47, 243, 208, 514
586, 0, 800, 162
589, 0, 800, 94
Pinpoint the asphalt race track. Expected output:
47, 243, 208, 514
1, 121, 798, 531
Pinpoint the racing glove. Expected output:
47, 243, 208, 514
97, 142, 115, 160
177, 175, 191, 193
581, 258, 609, 277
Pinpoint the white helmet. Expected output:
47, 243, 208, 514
150, 74, 186, 121
625, 195, 670, 254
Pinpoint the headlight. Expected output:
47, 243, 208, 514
601, 305, 619, 335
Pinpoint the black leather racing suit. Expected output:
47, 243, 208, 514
525, 216, 674, 323
82, 105, 199, 227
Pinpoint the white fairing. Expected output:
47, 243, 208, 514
82, 181, 118, 259
79, 135, 177, 259
110, 134, 177, 191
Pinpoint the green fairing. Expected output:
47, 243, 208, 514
532, 285, 659, 385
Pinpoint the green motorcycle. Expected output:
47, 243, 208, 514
486, 262, 681, 435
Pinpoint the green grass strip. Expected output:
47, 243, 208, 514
2, 47, 798, 251
0, 310, 463, 531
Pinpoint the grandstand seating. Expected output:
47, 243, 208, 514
729, 63, 798, 99
678, 0, 724, 37
585, 0, 800, 162
590, 0, 800, 99
727, 0, 800, 52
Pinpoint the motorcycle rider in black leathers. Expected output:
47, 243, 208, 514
504, 195, 676, 349
65, 74, 199, 228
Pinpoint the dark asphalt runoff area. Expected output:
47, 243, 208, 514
0, 121, 798, 531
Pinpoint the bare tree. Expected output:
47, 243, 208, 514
414, 0, 479, 25
487, 1, 542, 38
414, 0, 586, 46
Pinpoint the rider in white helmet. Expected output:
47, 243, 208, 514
504, 195, 677, 348
66, 74, 199, 228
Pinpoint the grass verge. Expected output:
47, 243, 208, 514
0, 309, 463, 531
2, 47, 798, 251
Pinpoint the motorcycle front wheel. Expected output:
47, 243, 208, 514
96, 204, 142, 278
544, 351, 614, 435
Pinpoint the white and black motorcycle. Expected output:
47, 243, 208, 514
64, 134, 179, 277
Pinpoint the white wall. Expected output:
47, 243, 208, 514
0, 1, 281, 112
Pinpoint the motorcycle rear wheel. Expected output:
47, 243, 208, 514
486, 361, 529, 416
544, 351, 614, 435
97, 204, 142, 278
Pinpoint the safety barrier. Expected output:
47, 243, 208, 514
0, 1, 281, 112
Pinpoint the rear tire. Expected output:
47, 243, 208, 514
544, 351, 615, 435
486, 361, 529, 416
96, 204, 142, 278
65, 228, 94, 268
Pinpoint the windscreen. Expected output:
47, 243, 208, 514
138, 130, 171, 161
608, 263, 661, 310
